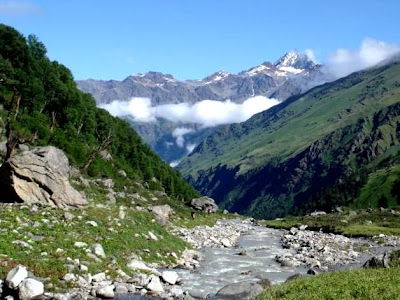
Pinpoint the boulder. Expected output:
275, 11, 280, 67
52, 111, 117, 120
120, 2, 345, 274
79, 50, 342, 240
363, 251, 391, 268
18, 278, 44, 300
190, 196, 218, 213
148, 205, 174, 220
146, 275, 163, 293
5, 265, 28, 289
0, 146, 87, 208
216, 280, 264, 300
96, 285, 115, 299
91, 243, 106, 258
161, 271, 179, 285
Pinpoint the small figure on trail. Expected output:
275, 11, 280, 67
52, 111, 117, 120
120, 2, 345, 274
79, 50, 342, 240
191, 211, 196, 219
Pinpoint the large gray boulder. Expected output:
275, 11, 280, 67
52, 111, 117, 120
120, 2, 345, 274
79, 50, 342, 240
190, 196, 218, 213
216, 280, 264, 299
0, 146, 86, 208
363, 251, 391, 268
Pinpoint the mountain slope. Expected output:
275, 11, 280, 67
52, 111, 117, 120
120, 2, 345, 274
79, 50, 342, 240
77, 52, 324, 163
0, 24, 198, 202
178, 59, 400, 219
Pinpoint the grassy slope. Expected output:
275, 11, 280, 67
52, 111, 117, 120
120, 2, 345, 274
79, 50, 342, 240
181, 62, 400, 177
262, 208, 400, 237
258, 267, 400, 300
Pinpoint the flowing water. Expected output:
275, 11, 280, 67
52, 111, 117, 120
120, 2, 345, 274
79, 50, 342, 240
174, 221, 307, 296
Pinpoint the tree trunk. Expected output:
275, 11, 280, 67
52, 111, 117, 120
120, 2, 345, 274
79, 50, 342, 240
5, 90, 21, 161
82, 129, 112, 171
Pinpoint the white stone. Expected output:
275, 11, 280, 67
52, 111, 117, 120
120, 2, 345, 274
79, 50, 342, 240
148, 231, 158, 241
86, 220, 98, 227
126, 259, 151, 272
161, 271, 179, 285
79, 265, 88, 272
169, 286, 184, 297
6, 265, 28, 289
221, 238, 232, 247
146, 275, 163, 293
91, 243, 106, 258
96, 285, 115, 299
19, 278, 44, 300
92, 272, 106, 282
63, 273, 76, 282
74, 242, 87, 248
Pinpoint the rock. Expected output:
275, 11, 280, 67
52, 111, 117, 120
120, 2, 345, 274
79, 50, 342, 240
190, 196, 218, 213
169, 286, 184, 297
363, 251, 391, 268
96, 285, 115, 299
92, 272, 107, 282
18, 278, 44, 300
188, 290, 210, 299
148, 205, 174, 220
146, 275, 163, 293
17, 144, 29, 152
91, 243, 106, 258
307, 268, 320, 275
0, 146, 87, 208
216, 280, 264, 300
114, 283, 129, 295
86, 220, 98, 227
161, 271, 179, 285
6, 265, 28, 289
221, 238, 232, 248
63, 273, 76, 282
310, 211, 326, 216
63, 212, 75, 221
101, 178, 114, 189
118, 170, 127, 177
106, 192, 116, 204
148, 231, 158, 241
126, 259, 154, 273
74, 242, 87, 248
223, 209, 229, 214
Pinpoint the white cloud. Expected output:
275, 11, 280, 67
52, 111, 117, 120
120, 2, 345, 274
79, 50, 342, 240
101, 95, 280, 127
186, 143, 196, 154
170, 160, 180, 168
306, 38, 400, 79
0, 1, 41, 16
305, 49, 317, 63
172, 127, 194, 147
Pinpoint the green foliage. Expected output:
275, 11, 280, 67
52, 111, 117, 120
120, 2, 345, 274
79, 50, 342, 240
179, 57, 400, 219
0, 24, 198, 201
258, 267, 400, 300
262, 208, 400, 237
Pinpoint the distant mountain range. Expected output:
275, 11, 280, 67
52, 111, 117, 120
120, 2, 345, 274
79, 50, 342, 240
77, 51, 328, 164
177, 58, 400, 219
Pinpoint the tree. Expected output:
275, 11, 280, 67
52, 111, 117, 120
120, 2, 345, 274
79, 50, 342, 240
27, 34, 47, 60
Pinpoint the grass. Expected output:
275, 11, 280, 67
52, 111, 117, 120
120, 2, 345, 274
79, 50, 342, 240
258, 267, 400, 300
0, 175, 237, 292
261, 208, 400, 237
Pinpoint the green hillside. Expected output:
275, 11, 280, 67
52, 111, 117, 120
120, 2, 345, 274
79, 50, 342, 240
0, 24, 198, 201
179, 59, 400, 218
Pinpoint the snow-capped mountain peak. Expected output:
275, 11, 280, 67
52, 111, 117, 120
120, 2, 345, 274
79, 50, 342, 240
203, 70, 232, 84
275, 51, 317, 71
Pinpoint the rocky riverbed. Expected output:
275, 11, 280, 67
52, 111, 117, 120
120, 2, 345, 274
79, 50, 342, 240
2, 218, 399, 300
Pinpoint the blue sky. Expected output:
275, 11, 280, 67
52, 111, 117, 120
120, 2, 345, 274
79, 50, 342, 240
1, 0, 399, 81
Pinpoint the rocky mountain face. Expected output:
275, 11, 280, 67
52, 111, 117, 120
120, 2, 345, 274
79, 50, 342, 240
178, 60, 400, 219
77, 51, 325, 163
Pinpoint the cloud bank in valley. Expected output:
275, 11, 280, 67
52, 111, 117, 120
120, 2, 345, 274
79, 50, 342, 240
100, 96, 280, 127
325, 38, 400, 78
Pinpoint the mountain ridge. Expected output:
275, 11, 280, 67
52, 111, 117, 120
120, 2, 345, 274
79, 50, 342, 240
178, 59, 400, 218
77, 51, 325, 164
